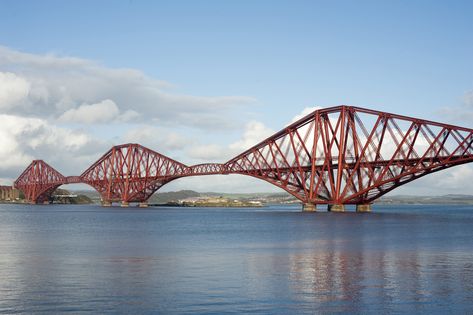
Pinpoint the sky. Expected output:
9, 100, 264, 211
0, 0, 472, 195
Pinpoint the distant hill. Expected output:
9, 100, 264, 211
52, 188, 93, 204
69, 189, 473, 205
149, 190, 201, 203
70, 189, 297, 205
73, 189, 202, 204
377, 194, 473, 205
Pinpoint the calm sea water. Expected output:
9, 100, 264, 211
0, 203, 472, 314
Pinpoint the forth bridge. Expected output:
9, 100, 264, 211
14, 106, 473, 212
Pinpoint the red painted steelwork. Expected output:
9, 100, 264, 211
189, 163, 227, 175
14, 106, 473, 205
14, 160, 66, 204
65, 176, 82, 184
225, 106, 473, 204
80, 143, 189, 203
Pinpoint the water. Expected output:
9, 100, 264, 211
0, 204, 472, 314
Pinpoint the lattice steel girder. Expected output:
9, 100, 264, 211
14, 160, 66, 204
80, 143, 189, 202
14, 106, 473, 205
188, 163, 227, 175
224, 106, 473, 204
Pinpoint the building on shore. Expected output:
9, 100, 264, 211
0, 186, 20, 201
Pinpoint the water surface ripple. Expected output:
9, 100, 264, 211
0, 204, 472, 314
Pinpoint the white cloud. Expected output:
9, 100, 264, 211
58, 99, 121, 124
123, 126, 189, 151
426, 164, 473, 192
58, 99, 139, 124
289, 106, 322, 124
187, 144, 227, 161
0, 72, 30, 109
117, 109, 140, 122
229, 121, 274, 151
0, 118, 32, 170
183, 120, 274, 162
2, 45, 471, 196
437, 89, 473, 124
0, 114, 108, 180
0, 46, 255, 129
393, 164, 473, 196
463, 90, 473, 107
162, 174, 281, 193
0, 46, 261, 187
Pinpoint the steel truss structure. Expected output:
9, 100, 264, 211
14, 106, 473, 206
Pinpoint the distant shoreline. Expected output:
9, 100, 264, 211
4, 188, 473, 206
149, 203, 262, 208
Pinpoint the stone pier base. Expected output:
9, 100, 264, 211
302, 203, 317, 212
139, 202, 149, 208
328, 204, 345, 212
121, 202, 129, 208
356, 204, 372, 212
102, 201, 112, 207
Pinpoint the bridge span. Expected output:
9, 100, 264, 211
14, 106, 473, 212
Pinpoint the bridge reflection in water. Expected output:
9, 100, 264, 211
244, 247, 472, 313
1, 204, 471, 313
14, 106, 473, 210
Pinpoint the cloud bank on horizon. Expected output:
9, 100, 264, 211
1, 45, 473, 195
0, 46, 287, 192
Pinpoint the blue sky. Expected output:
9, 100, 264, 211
0, 0, 472, 194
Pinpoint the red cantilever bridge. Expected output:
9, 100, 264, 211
14, 106, 473, 211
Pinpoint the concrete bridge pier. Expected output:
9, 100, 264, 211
102, 200, 112, 207
139, 202, 149, 208
121, 201, 129, 207
328, 204, 345, 212
356, 204, 372, 212
302, 203, 317, 212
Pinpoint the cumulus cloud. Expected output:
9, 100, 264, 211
432, 164, 473, 191
123, 126, 190, 151
463, 90, 473, 107
394, 164, 473, 196
185, 106, 331, 164
0, 72, 30, 109
187, 144, 227, 161
57, 99, 139, 124
0, 114, 108, 180
0, 45, 261, 187
59, 99, 120, 124
437, 89, 473, 124
184, 120, 274, 162
229, 121, 274, 151
162, 174, 281, 193
0, 46, 255, 128
289, 106, 322, 124
3, 44, 470, 195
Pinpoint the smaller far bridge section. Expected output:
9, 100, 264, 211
14, 160, 66, 204
14, 106, 473, 212
189, 163, 228, 175
65, 176, 82, 184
